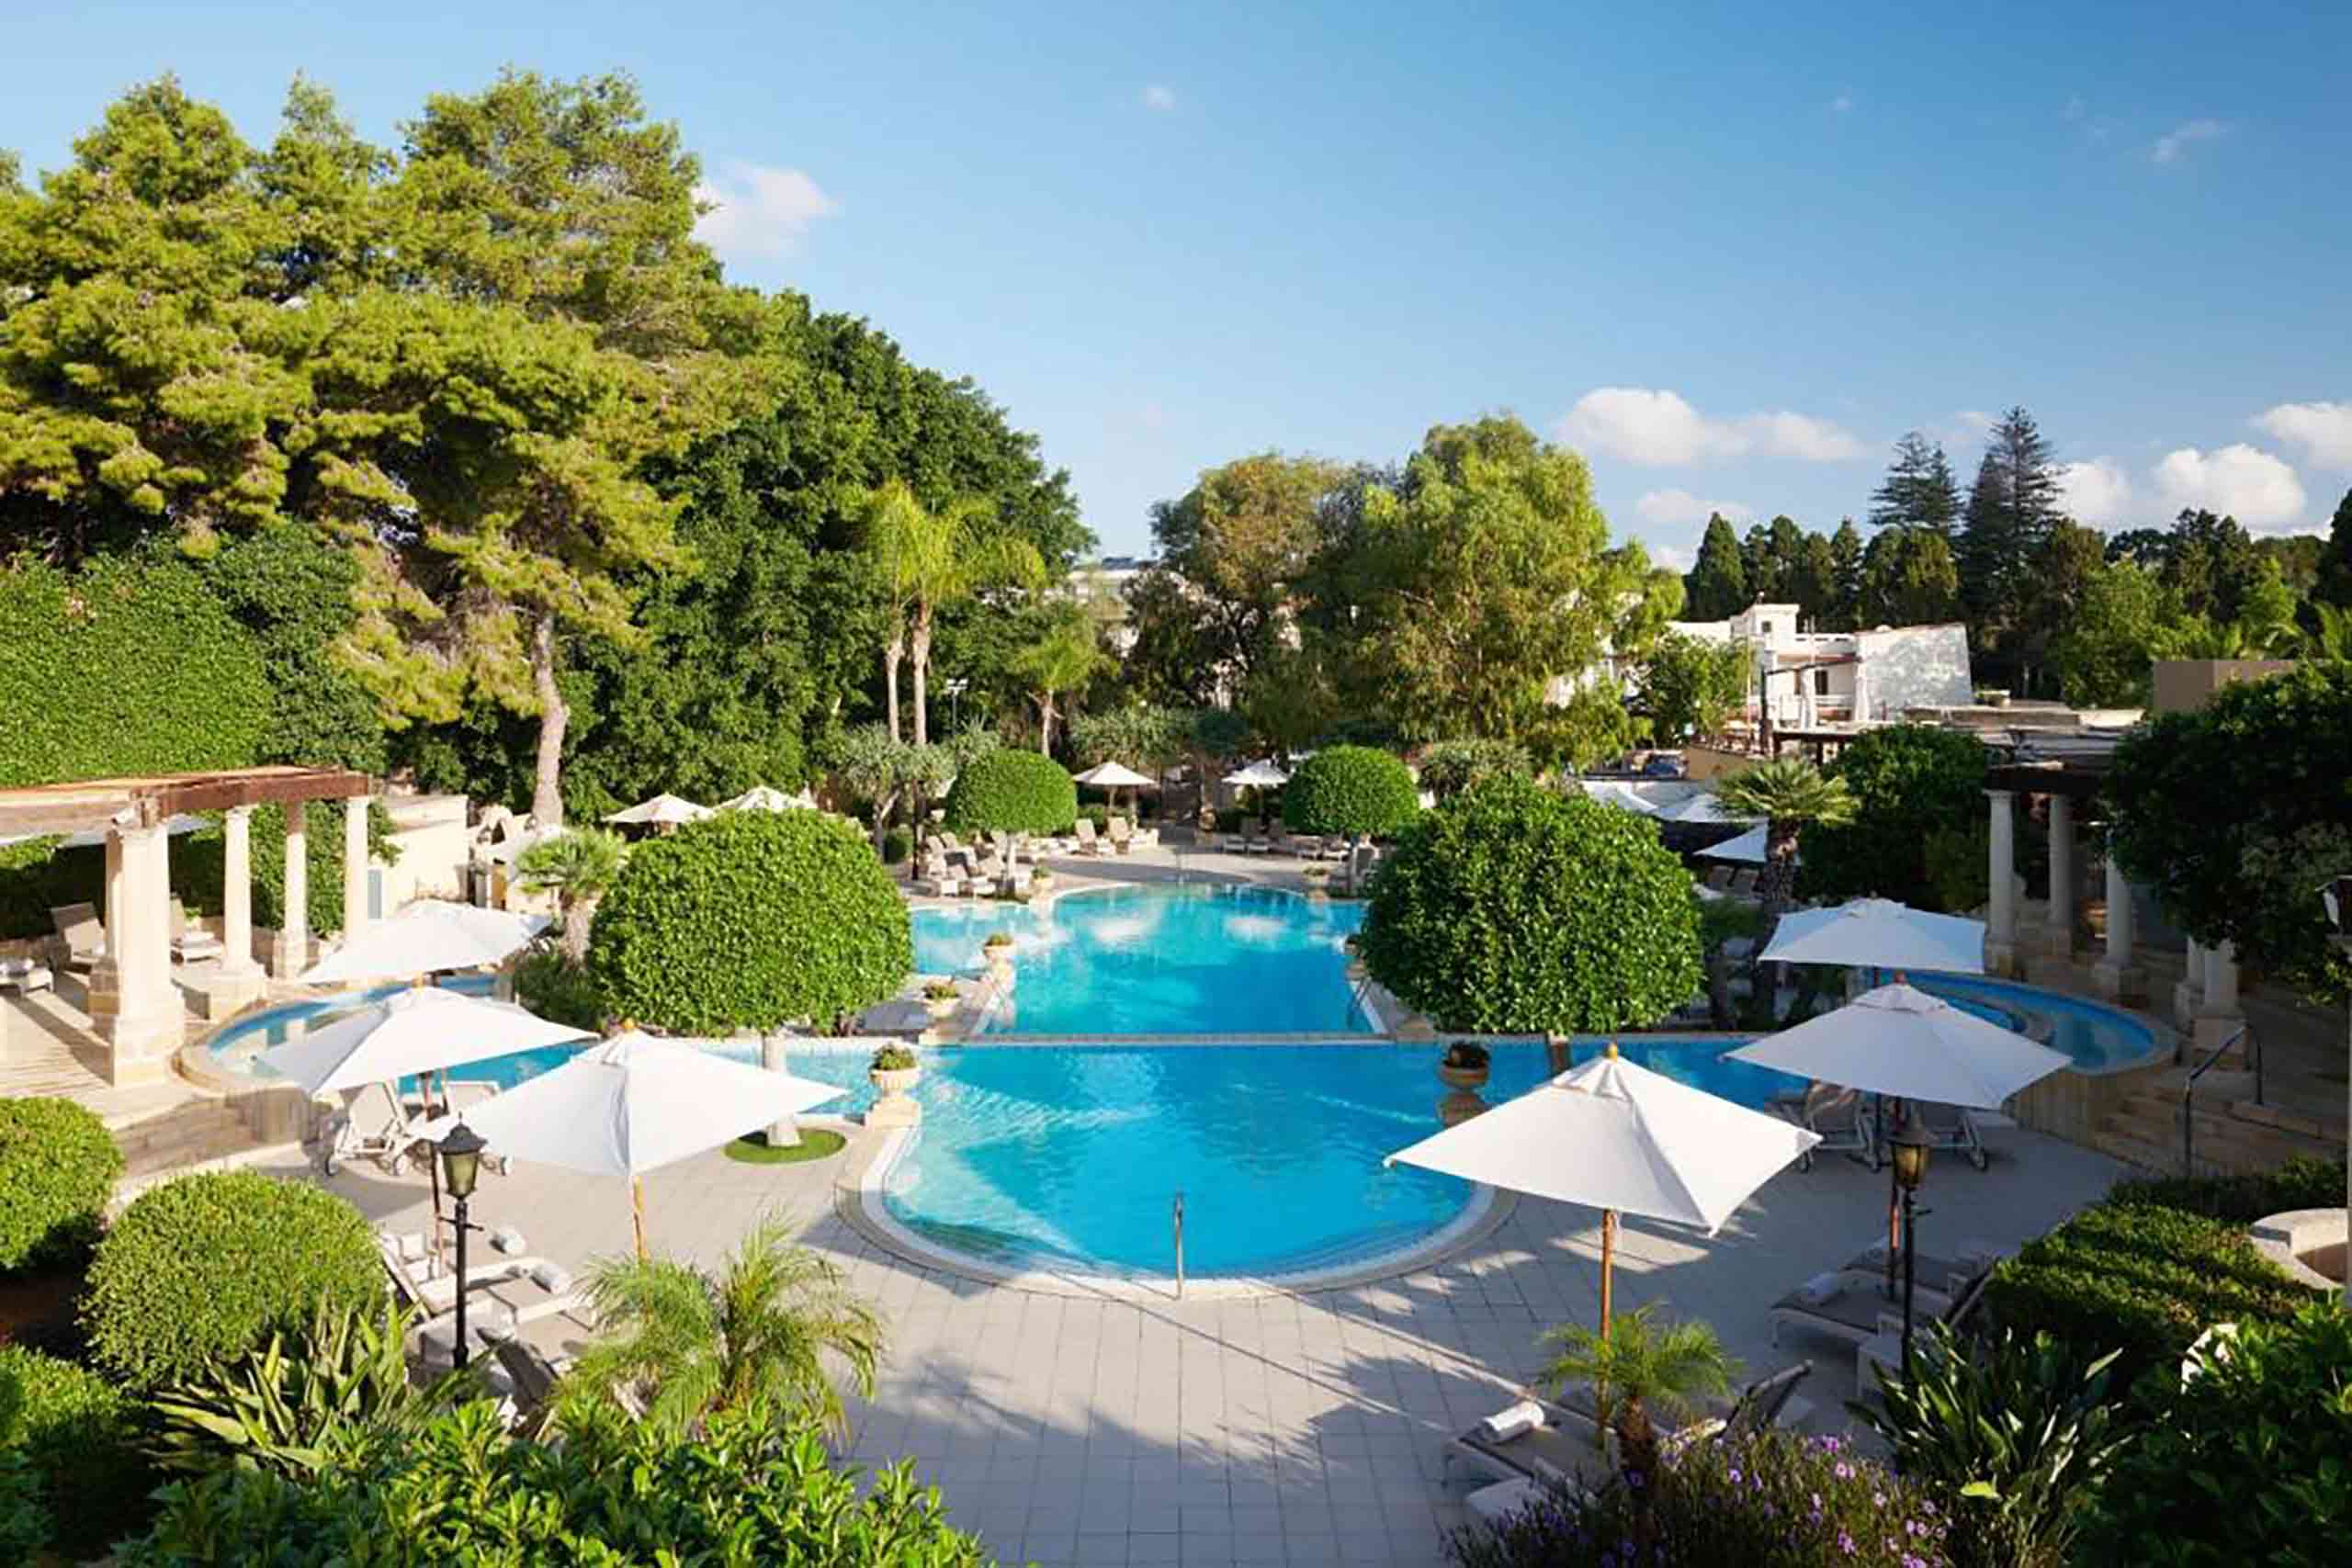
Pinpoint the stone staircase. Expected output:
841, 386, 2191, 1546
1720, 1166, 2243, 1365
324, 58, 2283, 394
104, 1092, 267, 1190
2089, 1066, 2345, 1178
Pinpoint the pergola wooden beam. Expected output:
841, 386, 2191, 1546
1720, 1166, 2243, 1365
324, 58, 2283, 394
0, 766, 372, 838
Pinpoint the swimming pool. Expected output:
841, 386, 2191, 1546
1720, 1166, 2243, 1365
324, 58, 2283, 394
1888, 971, 2159, 1071
913, 883, 1370, 1035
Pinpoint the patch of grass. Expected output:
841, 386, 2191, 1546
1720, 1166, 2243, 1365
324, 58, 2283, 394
723, 1128, 847, 1166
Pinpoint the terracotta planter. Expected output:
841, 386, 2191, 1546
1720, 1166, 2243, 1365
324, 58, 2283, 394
1438, 1062, 1490, 1092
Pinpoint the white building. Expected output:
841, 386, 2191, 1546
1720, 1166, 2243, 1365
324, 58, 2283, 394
1064, 556, 1155, 655
1668, 603, 1973, 733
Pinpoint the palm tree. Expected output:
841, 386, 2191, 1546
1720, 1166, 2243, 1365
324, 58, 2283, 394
1012, 610, 1112, 754
1713, 757, 1856, 932
1539, 1305, 1736, 1488
566, 1213, 885, 1436
860, 480, 1043, 744
514, 827, 627, 964
2305, 600, 2352, 662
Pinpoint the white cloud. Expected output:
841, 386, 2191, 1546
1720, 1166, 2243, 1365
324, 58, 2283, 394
1828, 93, 1854, 114
2253, 400, 2352, 468
1141, 84, 1177, 111
1648, 543, 1696, 573
2153, 118, 2224, 164
1558, 388, 1864, 465
2055, 457, 2132, 525
2152, 445, 2308, 531
1634, 489, 1753, 528
693, 162, 840, 260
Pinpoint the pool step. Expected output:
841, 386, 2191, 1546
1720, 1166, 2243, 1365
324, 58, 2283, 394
107, 1099, 263, 1184
2091, 1080, 2341, 1179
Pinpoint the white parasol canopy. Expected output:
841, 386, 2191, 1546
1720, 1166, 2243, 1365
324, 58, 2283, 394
1758, 897, 1985, 974
1223, 761, 1290, 787
1386, 1046, 1818, 1327
257, 986, 592, 1099
1696, 824, 1776, 864
1723, 982, 2071, 1111
718, 784, 813, 813
417, 1032, 847, 1256
1073, 761, 1155, 790
300, 900, 548, 985
1578, 781, 1660, 815
1658, 791, 1754, 826
604, 793, 713, 828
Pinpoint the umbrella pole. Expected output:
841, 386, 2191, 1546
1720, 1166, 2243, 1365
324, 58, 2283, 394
1885, 1098, 1904, 1296
1600, 1208, 1616, 1335
631, 1175, 649, 1261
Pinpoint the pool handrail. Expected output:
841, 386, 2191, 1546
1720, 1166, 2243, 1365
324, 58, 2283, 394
2179, 1021, 2253, 1178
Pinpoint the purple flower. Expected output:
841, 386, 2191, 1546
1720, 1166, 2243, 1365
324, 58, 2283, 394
1838, 1529, 1856, 1555
1836, 1461, 1854, 1479
1873, 1491, 1887, 1507
1728, 1467, 1742, 1483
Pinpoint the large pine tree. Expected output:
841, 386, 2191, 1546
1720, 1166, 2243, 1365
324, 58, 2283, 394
1681, 513, 1748, 619
1868, 433, 1962, 536
1827, 518, 1865, 631
2309, 488, 2352, 609
1957, 407, 2063, 690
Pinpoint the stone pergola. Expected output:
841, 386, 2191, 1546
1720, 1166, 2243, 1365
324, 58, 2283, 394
1984, 758, 2243, 1050
0, 766, 376, 1086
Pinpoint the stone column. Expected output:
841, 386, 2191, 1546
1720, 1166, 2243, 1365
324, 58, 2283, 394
272, 804, 310, 977
2042, 794, 2075, 957
2092, 857, 2144, 1001
86, 828, 128, 1022
342, 794, 371, 942
212, 806, 267, 1010
2173, 936, 2206, 1033
1984, 790, 2018, 976
103, 822, 183, 1085
2196, 940, 2245, 1054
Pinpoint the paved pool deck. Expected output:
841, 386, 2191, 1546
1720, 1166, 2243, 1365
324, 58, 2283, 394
288, 1111, 2123, 1568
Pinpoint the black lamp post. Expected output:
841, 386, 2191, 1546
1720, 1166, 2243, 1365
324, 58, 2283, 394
435, 1121, 487, 1371
1891, 1119, 1933, 1365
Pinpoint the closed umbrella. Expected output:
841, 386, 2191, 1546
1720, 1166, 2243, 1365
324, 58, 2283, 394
417, 1032, 847, 1258
604, 794, 714, 829
300, 900, 547, 985
1758, 897, 1984, 975
1386, 1045, 1818, 1331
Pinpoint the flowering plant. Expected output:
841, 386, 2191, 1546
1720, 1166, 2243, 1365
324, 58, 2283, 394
1450, 1430, 1951, 1568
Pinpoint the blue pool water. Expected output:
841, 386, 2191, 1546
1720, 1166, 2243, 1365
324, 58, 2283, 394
913, 883, 1370, 1035
1883, 971, 2158, 1070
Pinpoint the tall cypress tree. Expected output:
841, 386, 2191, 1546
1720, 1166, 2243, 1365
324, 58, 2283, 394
1868, 432, 1962, 536
1827, 518, 1865, 630
1682, 513, 1747, 619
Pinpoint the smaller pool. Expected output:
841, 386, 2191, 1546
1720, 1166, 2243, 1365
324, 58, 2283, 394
203, 975, 594, 1094
1894, 972, 2159, 1071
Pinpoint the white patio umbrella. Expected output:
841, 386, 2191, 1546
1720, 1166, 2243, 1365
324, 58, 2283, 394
1658, 791, 1755, 826
1758, 897, 1985, 975
1074, 760, 1156, 817
300, 900, 548, 985
1222, 761, 1290, 788
417, 1032, 847, 1258
718, 784, 810, 813
604, 793, 713, 829
258, 985, 594, 1099
1695, 824, 1774, 864
1578, 781, 1660, 815
1724, 982, 2070, 1111
1386, 1046, 1819, 1331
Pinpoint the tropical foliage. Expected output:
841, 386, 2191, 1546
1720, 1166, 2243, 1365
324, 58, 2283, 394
589, 808, 911, 1034
1361, 777, 1702, 1032
565, 1213, 885, 1437
1712, 758, 1855, 927
514, 826, 628, 964
1538, 1307, 1736, 1488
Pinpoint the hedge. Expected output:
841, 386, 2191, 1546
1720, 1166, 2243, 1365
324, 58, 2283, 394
1282, 745, 1420, 840
942, 749, 1077, 836
1360, 775, 1702, 1032
0, 1097, 122, 1275
0, 1345, 156, 1557
1798, 724, 1988, 911
122, 1401, 995, 1566
589, 809, 912, 1034
82, 1170, 385, 1390
2107, 1156, 2342, 1224
0, 553, 270, 789
1984, 1198, 2321, 1378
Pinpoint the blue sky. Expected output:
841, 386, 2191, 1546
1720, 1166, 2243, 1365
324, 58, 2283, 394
10, 3, 2350, 563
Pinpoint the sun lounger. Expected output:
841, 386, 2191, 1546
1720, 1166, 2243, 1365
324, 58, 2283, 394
49, 903, 106, 972
318, 1080, 430, 1177
1770, 1269, 1954, 1350
1908, 1100, 1990, 1170
169, 897, 223, 963
1771, 1082, 1877, 1172
1855, 1271, 1994, 1397
1107, 817, 1135, 854
1072, 818, 1106, 856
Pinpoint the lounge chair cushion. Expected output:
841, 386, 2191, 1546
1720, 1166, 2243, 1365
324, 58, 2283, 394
1480, 1400, 1544, 1441
1795, 1272, 1841, 1305
492, 1226, 528, 1254
1467, 1476, 1546, 1529
530, 1262, 573, 1294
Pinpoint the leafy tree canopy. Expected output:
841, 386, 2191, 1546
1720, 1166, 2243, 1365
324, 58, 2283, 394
1798, 724, 1987, 911
1635, 631, 1751, 744
1282, 745, 1420, 840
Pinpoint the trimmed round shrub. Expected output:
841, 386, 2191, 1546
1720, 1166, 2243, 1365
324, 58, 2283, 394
589, 809, 912, 1034
81, 1170, 384, 1389
942, 750, 1077, 836
1798, 724, 1988, 911
1282, 745, 1420, 842
0, 1097, 123, 1274
0, 1345, 155, 1556
0, 1090, 122, 1279
1361, 776, 1701, 1032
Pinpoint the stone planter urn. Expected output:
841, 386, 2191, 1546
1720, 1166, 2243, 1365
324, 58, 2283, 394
923, 992, 958, 1022
1437, 1043, 1491, 1092
1437, 1061, 1488, 1091
867, 1059, 922, 1129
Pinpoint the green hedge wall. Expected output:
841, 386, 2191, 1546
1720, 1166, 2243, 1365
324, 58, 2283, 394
1360, 775, 1702, 1032
82, 1171, 385, 1390
0, 553, 270, 788
1282, 745, 1421, 840
0, 1097, 122, 1274
0, 1345, 156, 1558
942, 750, 1078, 836
589, 809, 912, 1034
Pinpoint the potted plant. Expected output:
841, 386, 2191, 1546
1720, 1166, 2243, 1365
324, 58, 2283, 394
1303, 863, 1331, 892
982, 931, 1015, 956
922, 980, 959, 1021
1031, 865, 1055, 892
868, 1043, 921, 1094
1438, 1040, 1490, 1090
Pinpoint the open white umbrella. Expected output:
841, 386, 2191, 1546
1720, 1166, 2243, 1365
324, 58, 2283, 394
1658, 791, 1752, 826
300, 900, 548, 985
1758, 897, 1984, 975
1578, 781, 1660, 815
1386, 1046, 1818, 1330
1724, 982, 2069, 1111
1075, 761, 1157, 818
718, 784, 811, 813
258, 986, 593, 1098
604, 793, 713, 828
1696, 823, 1775, 864
418, 1032, 847, 1258
1222, 761, 1290, 788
